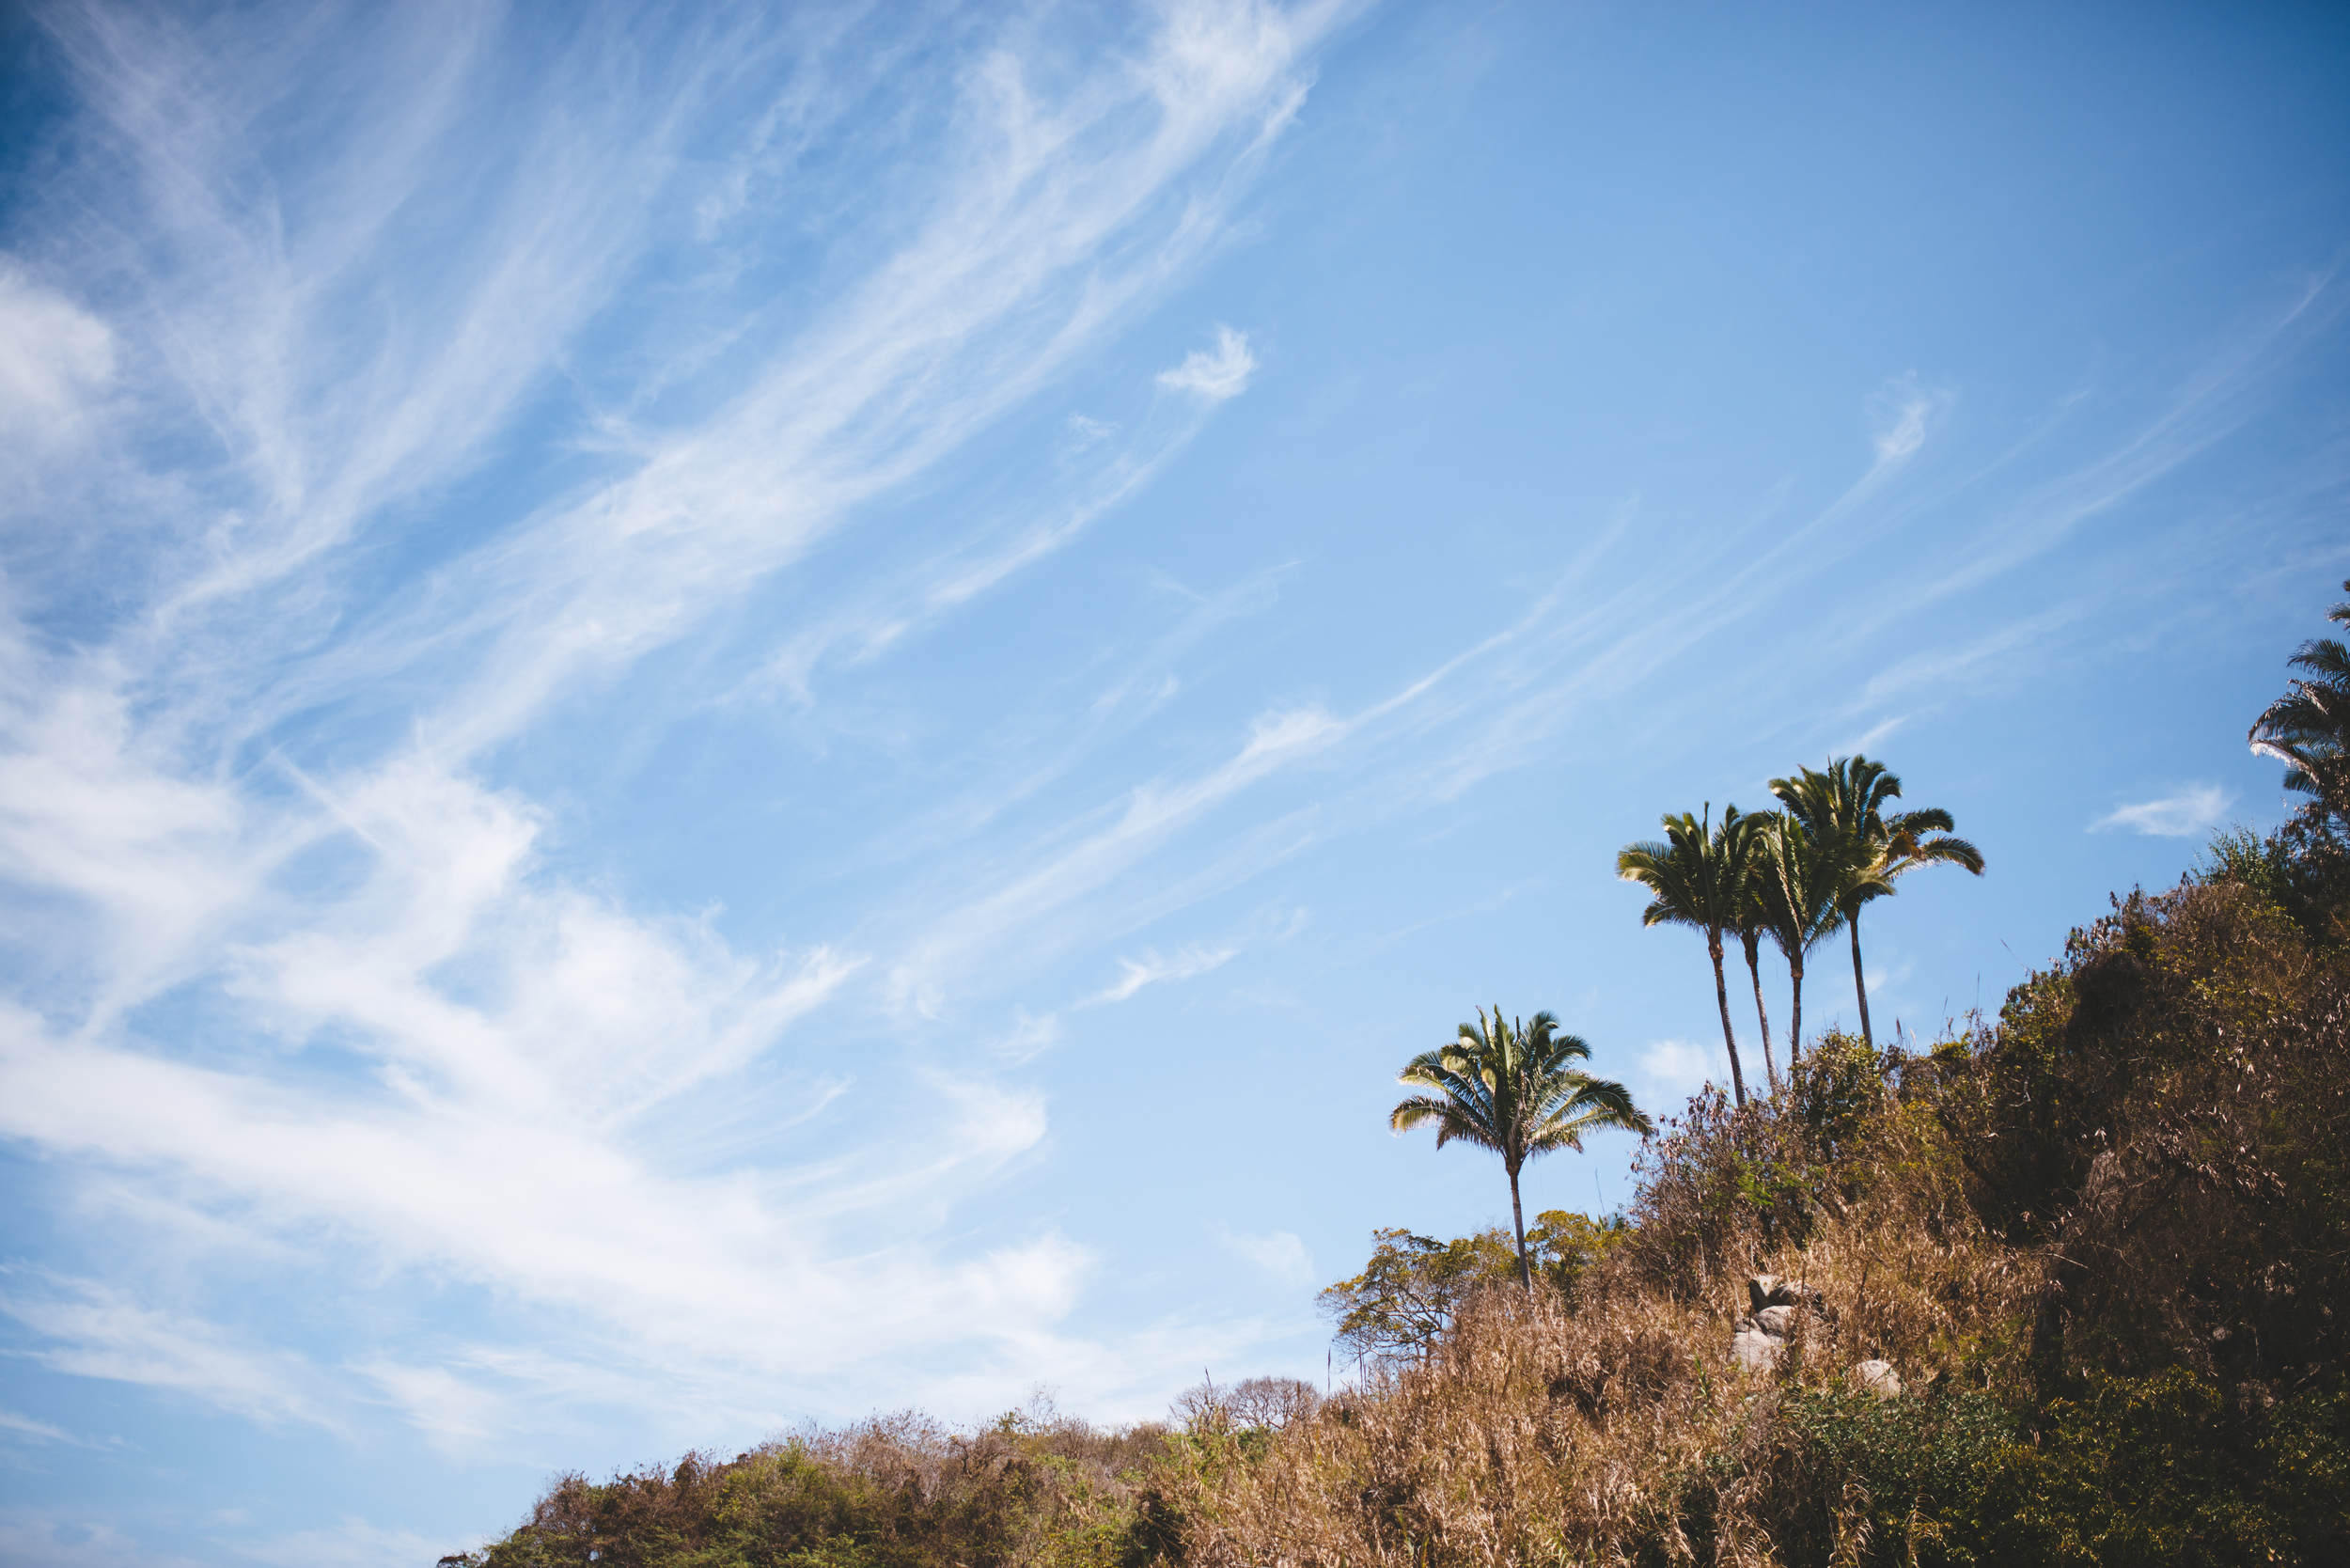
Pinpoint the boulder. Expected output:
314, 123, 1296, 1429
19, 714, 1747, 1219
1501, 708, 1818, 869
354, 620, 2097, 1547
1731, 1322, 1782, 1371
1747, 1274, 1816, 1314
1850, 1358, 1902, 1398
1732, 1274, 1827, 1372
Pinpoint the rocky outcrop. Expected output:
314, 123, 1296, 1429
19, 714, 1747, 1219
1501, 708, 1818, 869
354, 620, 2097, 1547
1729, 1274, 1901, 1395
1730, 1274, 1814, 1369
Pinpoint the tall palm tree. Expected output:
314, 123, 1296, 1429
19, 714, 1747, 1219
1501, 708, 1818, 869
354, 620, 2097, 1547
1617, 805, 1759, 1105
1731, 846, 1781, 1096
2248, 579, 2350, 834
1391, 1008, 1653, 1292
1774, 757, 1983, 1050
1752, 811, 1847, 1071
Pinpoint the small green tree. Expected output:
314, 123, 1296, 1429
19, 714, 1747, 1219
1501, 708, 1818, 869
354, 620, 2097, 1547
1319, 1213, 1628, 1369
1317, 1227, 1517, 1368
1390, 1008, 1653, 1292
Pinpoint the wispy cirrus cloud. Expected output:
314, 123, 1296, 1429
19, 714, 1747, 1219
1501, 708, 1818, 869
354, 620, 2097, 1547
2091, 784, 2235, 838
1157, 324, 1258, 400
0, 0, 1360, 1452
1210, 1223, 1314, 1286
0, 1270, 332, 1432
1089, 942, 1239, 1004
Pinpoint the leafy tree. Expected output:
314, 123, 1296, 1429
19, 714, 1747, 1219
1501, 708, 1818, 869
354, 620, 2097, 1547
1618, 804, 1762, 1105
1390, 1008, 1653, 1292
1318, 1227, 1518, 1368
2248, 577, 2350, 837
1318, 1213, 1629, 1369
1774, 756, 1982, 1050
1750, 811, 1849, 1070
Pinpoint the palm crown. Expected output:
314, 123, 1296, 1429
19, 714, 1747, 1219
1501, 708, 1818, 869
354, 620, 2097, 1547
1773, 756, 1982, 1050
1748, 807, 1850, 1069
2248, 580, 2350, 833
1392, 1008, 1652, 1291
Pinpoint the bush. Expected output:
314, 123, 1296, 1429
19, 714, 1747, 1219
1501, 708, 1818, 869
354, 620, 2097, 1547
457, 1405, 1171, 1568
1950, 1369, 2349, 1567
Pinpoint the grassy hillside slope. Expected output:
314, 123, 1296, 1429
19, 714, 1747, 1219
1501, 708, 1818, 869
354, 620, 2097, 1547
447, 839, 2350, 1567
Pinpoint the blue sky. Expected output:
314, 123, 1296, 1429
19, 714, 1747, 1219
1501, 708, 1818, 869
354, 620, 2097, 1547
2, 1, 2345, 1562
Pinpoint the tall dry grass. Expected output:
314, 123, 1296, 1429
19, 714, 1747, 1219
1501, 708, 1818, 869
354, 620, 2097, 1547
1163, 1072, 2036, 1567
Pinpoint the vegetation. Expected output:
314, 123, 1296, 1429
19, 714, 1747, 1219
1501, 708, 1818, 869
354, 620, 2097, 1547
1620, 806, 1764, 1104
446, 585, 2350, 1565
1622, 756, 1982, 1081
1389, 1008, 1653, 1291
2248, 576, 2350, 835
1317, 1211, 1631, 1370
1770, 756, 1982, 1052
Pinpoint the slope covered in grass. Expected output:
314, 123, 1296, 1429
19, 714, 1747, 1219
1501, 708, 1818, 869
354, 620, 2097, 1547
451, 838, 2350, 1567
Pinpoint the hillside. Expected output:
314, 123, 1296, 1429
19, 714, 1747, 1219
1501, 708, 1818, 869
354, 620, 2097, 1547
442, 817, 2350, 1567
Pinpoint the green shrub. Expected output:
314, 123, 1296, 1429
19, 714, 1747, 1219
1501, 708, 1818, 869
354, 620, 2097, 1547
1947, 1369, 2348, 1567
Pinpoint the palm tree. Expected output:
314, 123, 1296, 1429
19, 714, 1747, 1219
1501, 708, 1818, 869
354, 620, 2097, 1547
1617, 805, 1759, 1105
1752, 811, 1847, 1071
1391, 1008, 1653, 1293
1731, 846, 1781, 1096
1774, 758, 1983, 1050
2248, 580, 2350, 835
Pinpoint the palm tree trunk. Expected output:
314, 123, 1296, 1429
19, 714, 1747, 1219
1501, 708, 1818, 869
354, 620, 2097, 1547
1849, 909, 1873, 1051
1708, 933, 1747, 1106
1788, 955, 1805, 1074
1744, 931, 1778, 1095
1508, 1165, 1532, 1294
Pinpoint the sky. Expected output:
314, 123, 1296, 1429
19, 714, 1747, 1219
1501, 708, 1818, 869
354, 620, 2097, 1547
1, 0, 2346, 1562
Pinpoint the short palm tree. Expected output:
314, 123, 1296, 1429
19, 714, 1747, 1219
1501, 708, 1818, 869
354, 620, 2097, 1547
1752, 811, 1848, 1070
1774, 757, 1983, 1050
1391, 1009, 1653, 1292
1618, 804, 1759, 1105
2248, 580, 2350, 834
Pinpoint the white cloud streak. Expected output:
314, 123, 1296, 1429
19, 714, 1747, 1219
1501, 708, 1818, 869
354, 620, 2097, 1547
1210, 1223, 1314, 1286
1157, 325, 1258, 399
1090, 942, 1239, 1004
0, 1270, 332, 1431
0, 0, 1361, 1448
2091, 784, 2235, 838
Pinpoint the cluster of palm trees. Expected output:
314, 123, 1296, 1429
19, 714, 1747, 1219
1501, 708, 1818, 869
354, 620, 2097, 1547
1376, 754, 1979, 1297
1615, 755, 1982, 1107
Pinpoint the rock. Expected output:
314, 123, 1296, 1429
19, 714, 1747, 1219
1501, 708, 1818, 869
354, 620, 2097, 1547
1850, 1358, 1902, 1398
1734, 1275, 1829, 1372
1731, 1322, 1782, 1371
1747, 1274, 1815, 1313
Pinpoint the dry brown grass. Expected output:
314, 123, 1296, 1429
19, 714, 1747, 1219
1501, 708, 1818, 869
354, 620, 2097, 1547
1164, 1086, 2035, 1568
